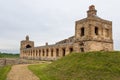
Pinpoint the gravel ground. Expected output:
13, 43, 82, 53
7, 64, 40, 80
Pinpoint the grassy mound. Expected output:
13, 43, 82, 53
29, 51, 120, 80
0, 65, 11, 80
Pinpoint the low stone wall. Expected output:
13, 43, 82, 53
0, 58, 51, 67
0, 58, 18, 67
0, 59, 6, 67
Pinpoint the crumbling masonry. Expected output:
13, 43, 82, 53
20, 5, 113, 60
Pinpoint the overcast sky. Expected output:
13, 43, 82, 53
0, 0, 120, 53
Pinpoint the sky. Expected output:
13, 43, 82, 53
0, 0, 120, 53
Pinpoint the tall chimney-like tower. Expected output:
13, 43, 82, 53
26, 35, 29, 41
87, 5, 97, 17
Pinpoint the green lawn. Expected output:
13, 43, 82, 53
28, 51, 120, 80
0, 65, 11, 80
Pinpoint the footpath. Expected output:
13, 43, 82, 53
7, 64, 39, 80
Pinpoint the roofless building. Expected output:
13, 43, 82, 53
20, 5, 113, 60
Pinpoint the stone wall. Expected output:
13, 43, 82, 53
0, 58, 50, 67
0, 58, 19, 67
0, 59, 6, 67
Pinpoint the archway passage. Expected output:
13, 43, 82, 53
56, 49, 59, 57
69, 48, 73, 53
26, 45, 31, 48
62, 48, 66, 56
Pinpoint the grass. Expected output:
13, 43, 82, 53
0, 65, 11, 80
28, 51, 120, 80
0, 53, 19, 58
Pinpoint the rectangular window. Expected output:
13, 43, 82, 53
81, 27, 84, 36
95, 27, 98, 35
80, 48, 84, 52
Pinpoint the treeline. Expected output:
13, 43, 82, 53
0, 52, 19, 58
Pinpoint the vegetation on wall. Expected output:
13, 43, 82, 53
29, 51, 120, 80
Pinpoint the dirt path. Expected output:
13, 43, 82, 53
7, 64, 39, 80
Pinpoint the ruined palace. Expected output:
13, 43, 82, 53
20, 5, 113, 60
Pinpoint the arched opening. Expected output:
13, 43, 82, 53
56, 49, 59, 57
62, 48, 66, 56
69, 48, 73, 53
95, 27, 98, 35
51, 49, 53, 57
39, 50, 41, 57
36, 50, 38, 54
81, 27, 85, 36
26, 45, 31, 48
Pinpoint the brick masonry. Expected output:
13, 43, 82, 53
20, 5, 113, 60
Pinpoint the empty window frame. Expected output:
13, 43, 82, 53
95, 27, 98, 35
81, 27, 85, 36
80, 48, 84, 52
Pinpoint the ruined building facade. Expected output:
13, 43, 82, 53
20, 5, 113, 60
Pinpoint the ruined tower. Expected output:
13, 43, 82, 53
20, 35, 34, 58
74, 5, 113, 52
